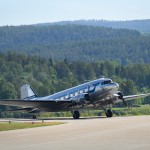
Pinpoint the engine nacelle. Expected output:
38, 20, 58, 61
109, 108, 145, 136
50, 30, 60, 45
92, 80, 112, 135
114, 91, 123, 99
114, 91, 127, 107
71, 93, 90, 105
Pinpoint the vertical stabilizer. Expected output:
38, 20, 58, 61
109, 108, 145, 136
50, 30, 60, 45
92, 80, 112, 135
21, 84, 37, 99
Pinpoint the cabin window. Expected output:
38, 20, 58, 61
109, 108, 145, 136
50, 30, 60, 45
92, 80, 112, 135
60, 97, 64, 100
79, 90, 83, 93
65, 95, 69, 99
75, 92, 78, 96
101, 80, 112, 85
89, 85, 95, 91
85, 88, 88, 92
95, 82, 100, 88
70, 93, 73, 97
83, 87, 88, 92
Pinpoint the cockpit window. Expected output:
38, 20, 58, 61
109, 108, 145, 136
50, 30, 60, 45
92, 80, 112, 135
101, 80, 112, 85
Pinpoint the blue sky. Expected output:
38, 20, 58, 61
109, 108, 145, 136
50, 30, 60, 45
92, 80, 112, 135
0, 0, 150, 26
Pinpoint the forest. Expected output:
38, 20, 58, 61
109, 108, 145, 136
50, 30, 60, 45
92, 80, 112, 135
46, 19, 150, 33
0, 52, 150, 102
0, 24, 150, 64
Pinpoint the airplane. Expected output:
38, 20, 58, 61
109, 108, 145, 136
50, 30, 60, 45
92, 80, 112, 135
0, 77, 150, 119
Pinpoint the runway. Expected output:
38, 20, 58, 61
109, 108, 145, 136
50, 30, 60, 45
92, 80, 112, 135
0, 116, 150, 150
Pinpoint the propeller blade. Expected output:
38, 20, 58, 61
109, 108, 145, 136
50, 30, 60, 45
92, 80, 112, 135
122, 98, 128, 107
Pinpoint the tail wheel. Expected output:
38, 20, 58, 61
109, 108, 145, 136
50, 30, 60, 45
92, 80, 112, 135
106, 109, 113, 117
73, 110, 80, 119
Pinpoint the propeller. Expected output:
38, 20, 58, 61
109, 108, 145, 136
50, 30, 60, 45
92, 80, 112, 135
117, 92, 128, 107
121, 97, 128, 107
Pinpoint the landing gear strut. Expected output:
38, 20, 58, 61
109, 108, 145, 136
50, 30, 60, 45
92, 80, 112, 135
72, 110, 80, 119
105, 109, 113, 117
101, 105, 113, 118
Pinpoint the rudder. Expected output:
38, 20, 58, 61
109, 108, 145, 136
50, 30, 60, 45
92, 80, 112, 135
20, 84, 37, 99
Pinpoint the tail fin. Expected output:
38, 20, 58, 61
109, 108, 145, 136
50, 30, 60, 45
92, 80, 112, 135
20, 84, 37, 99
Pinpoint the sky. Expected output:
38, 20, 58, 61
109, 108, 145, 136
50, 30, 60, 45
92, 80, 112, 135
0, 0, 150, 26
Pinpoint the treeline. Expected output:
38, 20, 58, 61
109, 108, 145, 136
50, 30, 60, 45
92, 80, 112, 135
0, 52, 150, 104
0, 24, 139, 49
46, 19, 150, 33
1, 24, 150, 63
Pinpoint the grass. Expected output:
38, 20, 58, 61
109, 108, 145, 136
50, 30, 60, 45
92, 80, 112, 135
112, 105, 150, 116
40, 105, 150, 118
0, 122, 65, 131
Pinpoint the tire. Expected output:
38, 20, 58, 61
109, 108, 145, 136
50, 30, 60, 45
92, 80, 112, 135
106, 109, 113, 117
73, 110, 80, 119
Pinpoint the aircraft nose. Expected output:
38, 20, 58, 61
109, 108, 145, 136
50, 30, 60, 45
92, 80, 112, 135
115, 83, 119, 88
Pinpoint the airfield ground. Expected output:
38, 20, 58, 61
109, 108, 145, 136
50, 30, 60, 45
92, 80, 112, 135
0, 116, 150, 150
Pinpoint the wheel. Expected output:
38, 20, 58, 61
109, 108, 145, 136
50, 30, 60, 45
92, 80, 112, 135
73, 110, 80, 119
73, 111, 80, 119
32, 115, 37, 119
106, 109, 113, 117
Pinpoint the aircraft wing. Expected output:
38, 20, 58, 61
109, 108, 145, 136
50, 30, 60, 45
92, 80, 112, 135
113, 93, 150, 106
123, 93, 150, 101
0, 99, 73, 112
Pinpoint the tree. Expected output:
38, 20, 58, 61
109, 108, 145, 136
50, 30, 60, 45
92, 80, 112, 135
0, 82, 17, 99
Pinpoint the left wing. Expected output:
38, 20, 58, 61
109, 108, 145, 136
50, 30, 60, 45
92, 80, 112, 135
0, 93, 90, 112
0, 99, 73, 112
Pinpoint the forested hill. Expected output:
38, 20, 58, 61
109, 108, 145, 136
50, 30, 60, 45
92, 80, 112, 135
41, 19, 150, 33
0, 52, 150, 103
0, 24, 150, 63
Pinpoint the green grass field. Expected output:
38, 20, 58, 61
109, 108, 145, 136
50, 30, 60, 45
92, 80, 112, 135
0, 122, 65, 131
40, 105, 150, 118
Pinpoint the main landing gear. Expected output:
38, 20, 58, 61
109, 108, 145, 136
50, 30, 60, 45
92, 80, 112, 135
72, 110, 80, 119
71, 109, 112, 119
101, 105, 113, 118
105, 109, 113, 117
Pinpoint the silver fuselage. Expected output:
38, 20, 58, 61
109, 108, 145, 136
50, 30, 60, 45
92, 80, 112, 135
30, 78, 119, 111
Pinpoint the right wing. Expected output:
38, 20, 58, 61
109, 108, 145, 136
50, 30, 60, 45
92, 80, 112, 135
123, 93, 150, 101
113, 92, 150, 105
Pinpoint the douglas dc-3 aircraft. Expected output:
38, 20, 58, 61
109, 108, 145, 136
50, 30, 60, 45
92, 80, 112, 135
0, 78, 150, 119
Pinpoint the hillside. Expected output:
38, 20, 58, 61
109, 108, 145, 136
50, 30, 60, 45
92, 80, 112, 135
0, 24, 150, 63
40, 19, 150, 33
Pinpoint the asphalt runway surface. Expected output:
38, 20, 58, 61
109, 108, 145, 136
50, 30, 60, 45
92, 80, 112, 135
0, 116, 150, 150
